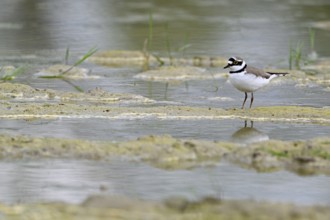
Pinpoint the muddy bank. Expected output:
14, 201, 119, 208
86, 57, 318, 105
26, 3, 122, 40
1, 101, 329, 124
230, 137, 330, 175
0, 83, 329, 122
0, 134, 233, 169
134, 66, 225, 82
1, 134, 329, 174
35, 64, 99, 79
88, 50, 228, 68
0, 195, 329, 220
0, 83, 154, 104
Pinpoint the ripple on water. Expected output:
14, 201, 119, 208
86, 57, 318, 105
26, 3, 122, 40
0, 159, 329, 205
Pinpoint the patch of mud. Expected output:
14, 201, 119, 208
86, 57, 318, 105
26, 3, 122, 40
230, 137, 330, 175
135, 66, 225, 82
0, 195, 329, 220
0, 134, 329, 173
0, 83, 329, 123
230, 106, 330, 124
0, 83, 154, 104
300, 59, 330, 88
0, 22, 23, 30
311, 20, 330, 30
88, 50, 227, 68
0, 66, 16, 75
0, 100, 329, 124
35, 64, 100, 79
0, 134, 234, 169
88, 50, 152, 67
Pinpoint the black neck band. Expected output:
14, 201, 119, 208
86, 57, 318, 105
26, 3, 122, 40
230, 64, 247, 74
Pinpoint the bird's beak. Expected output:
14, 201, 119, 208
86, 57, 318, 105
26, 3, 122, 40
224, 64, 230, 69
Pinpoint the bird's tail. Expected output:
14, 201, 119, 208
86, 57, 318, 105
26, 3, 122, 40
266, 72, 288, 80
267, 72, 289, 77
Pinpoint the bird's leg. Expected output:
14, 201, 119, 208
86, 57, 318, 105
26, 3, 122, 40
242, 92, 248, 109
249, 92, 254, 108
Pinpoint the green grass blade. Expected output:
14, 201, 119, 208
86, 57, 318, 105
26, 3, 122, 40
165, 24, 173, 65
72, 47, 98, 67
62, 79, 84, 92
60, 47, 98, 76
39, 75, 64, 79
178, 44, 192, 52
308, 28, 315, 51
148, 12, 153, 50
65, 47, 70, 65
153, 53, 165, 66
1, 66, 25, 81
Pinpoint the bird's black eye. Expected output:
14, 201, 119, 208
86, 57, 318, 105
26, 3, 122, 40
233, 61, 238, 65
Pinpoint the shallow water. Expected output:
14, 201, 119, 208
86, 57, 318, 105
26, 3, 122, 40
0, 0, 330, 207
0, 159, 329, 205
1, 0, 330, 61
1, 118, 329, 142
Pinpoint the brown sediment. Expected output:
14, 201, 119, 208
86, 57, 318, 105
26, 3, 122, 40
35, 64, 99, 79
0, 134, 234, 169
0, 83, 154, 104
134, 66, 226, 82
0, 134, 329, 174
0, 195, 329, 220
2, 102, 329, 124
87, 50, 152, 67
311, 20, 330, 30
0, 84, 329, 123
88, 50, 228, 68
229, 137, 330, 175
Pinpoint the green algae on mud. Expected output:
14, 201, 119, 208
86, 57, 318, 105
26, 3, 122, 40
227, 106, 330, 124
0, 102, 330, 124
134, 66, 226, 82
35, 64, 99, 79
0, 83, 154, 104
0, 195, 330, 220
1, 82, 330, 136
88, 50, 228, 68
0, 83, 329, 123
0, 134, 330, 174
0, 134, 234, 169
230, 137, 330, 175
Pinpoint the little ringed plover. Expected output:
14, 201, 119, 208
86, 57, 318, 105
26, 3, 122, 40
224, 56, 288, 109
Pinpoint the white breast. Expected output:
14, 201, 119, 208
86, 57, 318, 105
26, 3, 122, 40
229, 72, 271, 92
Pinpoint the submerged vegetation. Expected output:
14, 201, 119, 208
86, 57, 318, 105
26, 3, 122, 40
289, 28, 317, 70
289, 40, 304, 70
38, 47, 98, 92
141, 13, 195, 69
0, 66, 25, 82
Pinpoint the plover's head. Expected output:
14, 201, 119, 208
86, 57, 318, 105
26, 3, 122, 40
224, 56, 246, 71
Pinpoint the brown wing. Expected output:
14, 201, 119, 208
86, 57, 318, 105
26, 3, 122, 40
246, 66, 271, 79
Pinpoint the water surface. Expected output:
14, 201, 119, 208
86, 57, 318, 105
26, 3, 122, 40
0, 0, 330, 207
0, 159, 329, 206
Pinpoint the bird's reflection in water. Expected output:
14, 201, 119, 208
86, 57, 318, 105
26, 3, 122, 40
231, 120, 269, 145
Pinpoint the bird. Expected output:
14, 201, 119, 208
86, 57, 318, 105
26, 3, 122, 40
224, 56, 288, 109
